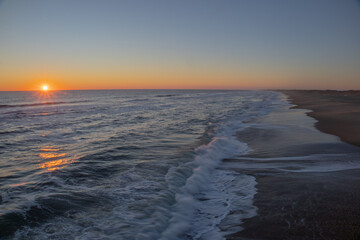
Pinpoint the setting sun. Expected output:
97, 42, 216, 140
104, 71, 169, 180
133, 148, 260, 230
42, 85, 48, 91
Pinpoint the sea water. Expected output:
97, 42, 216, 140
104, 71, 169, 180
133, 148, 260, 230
0, 90, 324, 239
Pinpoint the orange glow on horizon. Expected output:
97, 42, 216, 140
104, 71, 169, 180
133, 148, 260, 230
0, 67, 292, 91
1, 67, 359, 91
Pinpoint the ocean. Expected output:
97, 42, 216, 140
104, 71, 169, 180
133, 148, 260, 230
1, 90, 358, 240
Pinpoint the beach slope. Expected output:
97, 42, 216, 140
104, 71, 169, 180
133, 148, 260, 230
225, 90, 360, 240
281, 90, 360, 147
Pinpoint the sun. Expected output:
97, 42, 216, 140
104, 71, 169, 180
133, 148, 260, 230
35, 84, 54, 101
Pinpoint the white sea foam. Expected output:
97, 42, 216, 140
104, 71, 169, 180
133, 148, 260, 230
160, 136, 250, 240
159, 93, 283, 239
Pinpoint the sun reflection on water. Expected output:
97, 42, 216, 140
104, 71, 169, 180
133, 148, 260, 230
39, 152, 66, 159
40, 147, 60, 152
39, 146, 75, 172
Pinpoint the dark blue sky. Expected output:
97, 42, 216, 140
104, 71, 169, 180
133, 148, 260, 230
0, 0, 359, 90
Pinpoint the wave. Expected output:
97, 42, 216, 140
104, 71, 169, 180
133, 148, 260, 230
227, 153, 360, 173
0, 100, 89, 109
0, 129, 31, 135
155, 94, 175, 98
158, 92, 284, 239
2, 90, 285, 239
160, 130, 251, 239
0, 191, 102, 239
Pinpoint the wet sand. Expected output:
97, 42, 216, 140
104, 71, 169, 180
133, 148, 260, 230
224, 92, 360, 240
227, 169, 360, 240
281, 90, 360, 147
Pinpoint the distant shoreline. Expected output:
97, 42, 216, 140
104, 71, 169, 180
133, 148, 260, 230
279, 90, 360, 147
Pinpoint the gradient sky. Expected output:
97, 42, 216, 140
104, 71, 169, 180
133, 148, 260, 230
0, 0, 360, 90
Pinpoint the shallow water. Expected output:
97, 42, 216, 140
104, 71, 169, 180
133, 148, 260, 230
0, 90, 283, 239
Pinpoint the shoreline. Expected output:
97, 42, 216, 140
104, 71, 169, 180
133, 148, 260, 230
225, 91, 360, 239
280, 90, 360, 147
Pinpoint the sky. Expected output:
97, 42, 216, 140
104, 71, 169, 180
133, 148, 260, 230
0, 0, 359, 91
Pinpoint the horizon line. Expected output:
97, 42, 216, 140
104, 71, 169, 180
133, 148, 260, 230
1, 88, 360, 92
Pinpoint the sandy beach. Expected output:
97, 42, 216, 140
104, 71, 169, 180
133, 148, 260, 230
281, 90, 360, 147
225, 90, 360, 240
